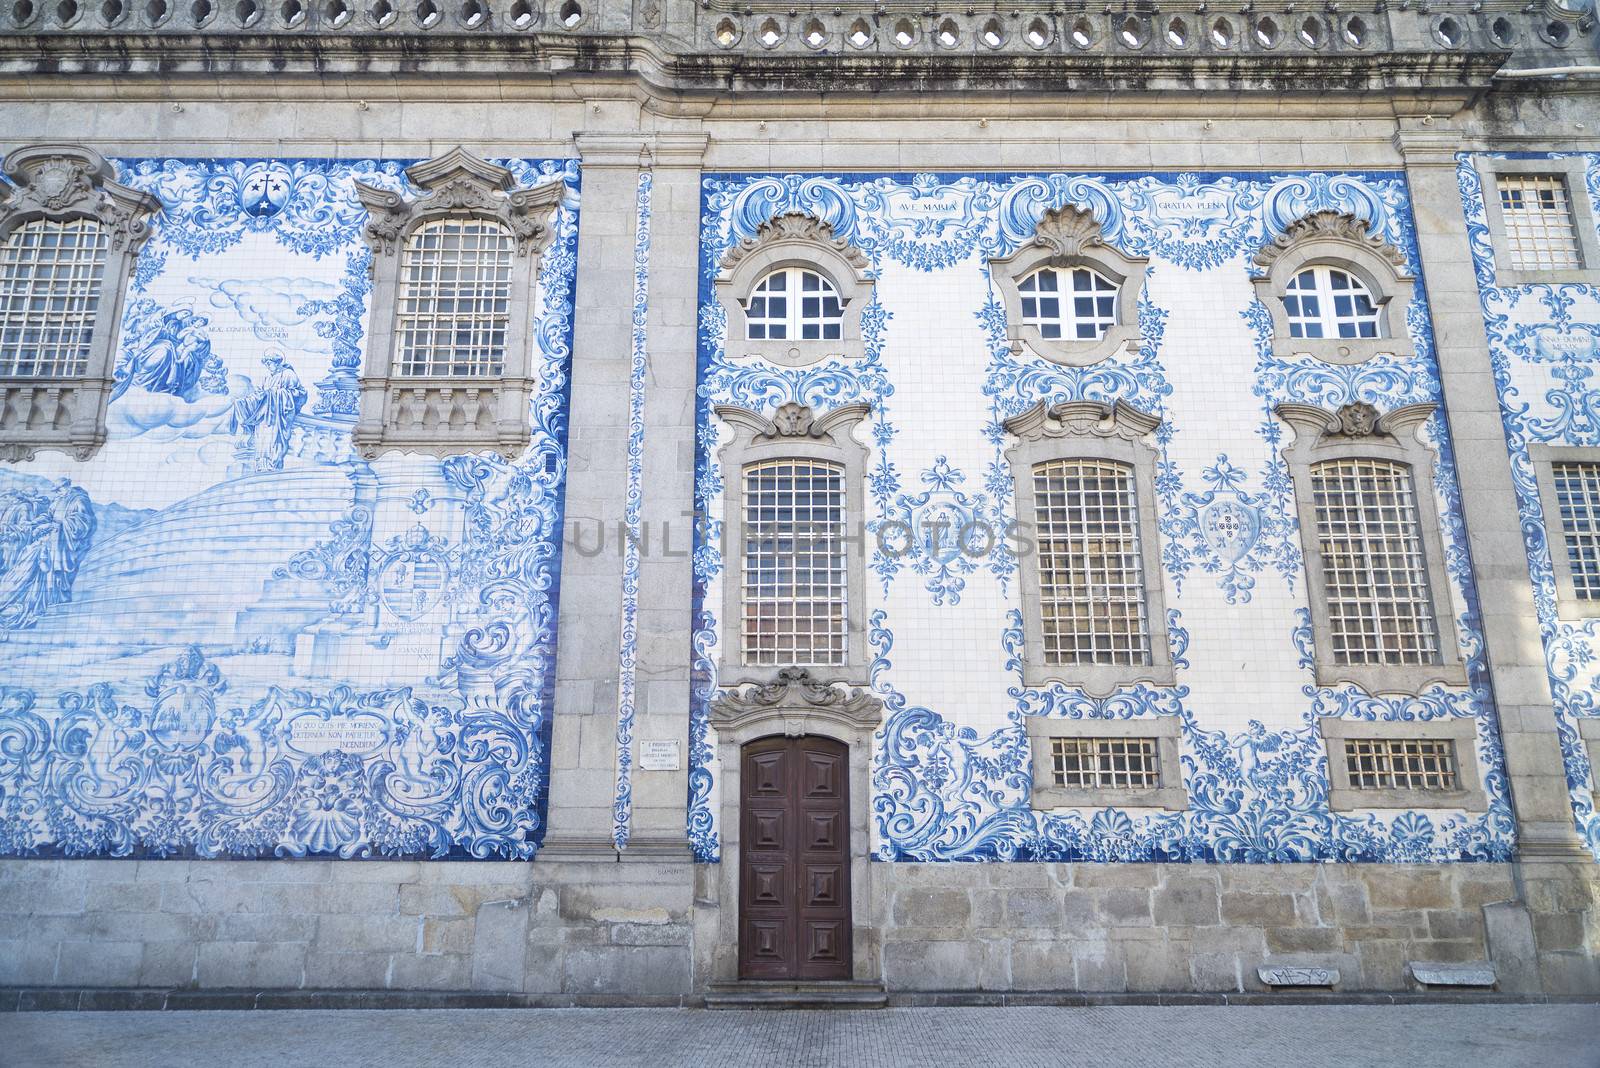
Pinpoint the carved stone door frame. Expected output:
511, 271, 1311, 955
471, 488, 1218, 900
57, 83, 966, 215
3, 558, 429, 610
700, 669, 883, 985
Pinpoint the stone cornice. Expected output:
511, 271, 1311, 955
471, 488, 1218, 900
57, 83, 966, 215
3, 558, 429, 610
0, 33, 1527, 99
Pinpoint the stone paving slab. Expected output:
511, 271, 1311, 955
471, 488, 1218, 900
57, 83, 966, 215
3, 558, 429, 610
1, 1005, 1597, 1068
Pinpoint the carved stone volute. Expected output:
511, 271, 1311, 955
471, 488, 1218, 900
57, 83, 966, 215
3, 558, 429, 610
1253, 210, 1408, 273
0, 144, 160, 253
718, 211, 871, 277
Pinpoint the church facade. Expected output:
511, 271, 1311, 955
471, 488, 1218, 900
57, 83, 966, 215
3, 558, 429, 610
0, 0, 1597, 1002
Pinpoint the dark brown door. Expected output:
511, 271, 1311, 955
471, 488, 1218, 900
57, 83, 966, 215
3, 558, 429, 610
738, 735, 852, 980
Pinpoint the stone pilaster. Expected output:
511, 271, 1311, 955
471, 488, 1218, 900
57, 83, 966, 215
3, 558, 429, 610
619, 132, 710, 859
1395, 122, 1599, 994
541, 132, 650, 860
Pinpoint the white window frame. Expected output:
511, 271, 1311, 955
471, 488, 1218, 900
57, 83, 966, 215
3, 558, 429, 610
1251, 210, 1414, 366
1005, 399, 1175, 696
1530, 444, 1600, 620
714, 400, 871, 687
0, 144, 158, 462
990, 204, 1147, 368
715, 212, 874, 368
1016, 264, 1120, 342
1282, 265, 1384, 341
1474, 156, 1600, 287
1276, 401, 1467, 694
353, 147, 564, 460
743, 265, 845, 344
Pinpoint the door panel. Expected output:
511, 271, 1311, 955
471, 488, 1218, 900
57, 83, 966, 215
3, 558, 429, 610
738, 735, 852, 980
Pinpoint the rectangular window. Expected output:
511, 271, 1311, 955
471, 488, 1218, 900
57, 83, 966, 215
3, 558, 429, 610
395, 219, 516, 377
1051, 736, 1162, 790
0, 218, 109, 378
1032, 458, 1151, 666
1311, 458, 1440, 666
1343, 737, 1459, 792
741, 458, 847, 666
1552, 461, 1600, 600
1497, 175, 1583, 272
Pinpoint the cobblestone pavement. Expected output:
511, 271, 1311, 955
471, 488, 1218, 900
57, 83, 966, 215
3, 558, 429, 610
2, 1005, 1597, 1068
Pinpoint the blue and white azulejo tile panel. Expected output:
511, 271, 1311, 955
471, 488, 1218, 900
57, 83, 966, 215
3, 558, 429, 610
0, 156, 581, 860
1460, 151, 1600, 861
691, 170, 1514, 865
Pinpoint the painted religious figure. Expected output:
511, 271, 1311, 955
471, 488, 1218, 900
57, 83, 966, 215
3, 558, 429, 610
229, 351, 308, 471
0, 479, 97, 633
111, 302, 226, 403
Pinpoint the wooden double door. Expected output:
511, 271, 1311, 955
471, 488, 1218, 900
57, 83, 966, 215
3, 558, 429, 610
737, 735, 852, 980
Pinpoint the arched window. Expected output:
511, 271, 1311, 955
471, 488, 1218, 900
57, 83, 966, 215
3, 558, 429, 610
714, 400, 871, 686
740, 456, 848, 666
1282, 265, 1381, 340
1017, 266, 1120, 341
1003, 399, 1174, 696
745, 266, 844, 342
0, 218, 110, 378
395, 218, 517, 377
0, 144, 158, 462
354, 147, 565, 459
1251, 211, 1413, 365
1031, 456, 1150, 665
1275, 401, 1466, 694
1309, 456, 1437, 665
988, 204, 1147, 367
715, 213, 873, 367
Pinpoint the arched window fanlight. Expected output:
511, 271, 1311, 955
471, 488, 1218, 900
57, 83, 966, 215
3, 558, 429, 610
745, 266, 844, 342
1282, 265, 1381, 340
1018, 266, 1119, 340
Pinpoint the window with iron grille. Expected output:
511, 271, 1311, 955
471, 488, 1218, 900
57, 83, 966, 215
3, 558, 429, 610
1311, 457, 1440, 666
741, 458, 848, 666
1051, 736, 1162, 790
1497, 175, 1583, 272
1018, 266, 1119, 341
0, 218, 109, 378
745, 266, 844, 342
1032, 457, 1151, 665
1282, 265, 1382, 340
394, 218, 517, 377
1343, 737, 1459, 792
1552, 460, 1600, 601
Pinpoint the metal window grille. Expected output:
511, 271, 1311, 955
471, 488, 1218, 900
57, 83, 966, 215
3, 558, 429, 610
394, 218, 516, 376
1343, 737, 1459, 791
1311, 458, 1440, 666
1497, 175, 1583, 271
1032, 458, 1151, 665
741, 458, 848, 666
1051, 736, 1162, 790
0, 218, 109, 378
1283, 265, 1382, 340
1018, 266, 1118, 340
745, 267, 843, 342
1552, 460, 1600, 600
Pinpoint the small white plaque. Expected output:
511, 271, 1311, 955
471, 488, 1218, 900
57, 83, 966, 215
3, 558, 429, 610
1409, 962, 1496, 987
639, 739, 681, 772
1258, 966, 1338, 988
